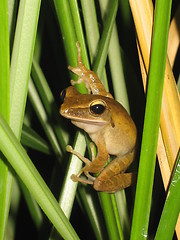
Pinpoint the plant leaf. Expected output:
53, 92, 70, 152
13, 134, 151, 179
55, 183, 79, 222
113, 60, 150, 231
0, 113, 79, 240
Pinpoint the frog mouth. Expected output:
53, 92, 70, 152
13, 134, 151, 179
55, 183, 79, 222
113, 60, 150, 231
71, 118, 106, 125
61, 108, 107, 125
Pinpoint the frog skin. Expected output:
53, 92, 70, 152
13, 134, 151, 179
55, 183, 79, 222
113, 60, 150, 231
60, 42, 137, 193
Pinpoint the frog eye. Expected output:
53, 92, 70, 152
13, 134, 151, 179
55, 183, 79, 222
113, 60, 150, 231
90, 100, 106, 115
60, 89, 66, 103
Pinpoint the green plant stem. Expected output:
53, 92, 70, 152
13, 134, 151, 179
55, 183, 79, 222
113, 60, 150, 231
53, 0, 77, 66
155, 151, 180, 239
111, 194, 124, 240
0, 113, 79, 240
68, 0, 89, 69
28, 78, 62, 161
10, 0, 41, 138
0, 1, 10, 238
99, 193, 120, 239
53, 1, 87, 220
21, 124, 50, 155
76, 186, 107, 240
7, 1, 41, 237
59, 131, 86, 218
80, 0, 99, 60
130, 0, 172, 239
92, 0, 118, 78
70, 1, 123, 239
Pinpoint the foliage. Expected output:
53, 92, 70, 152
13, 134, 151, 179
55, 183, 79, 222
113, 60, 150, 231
0, 0, 179, 239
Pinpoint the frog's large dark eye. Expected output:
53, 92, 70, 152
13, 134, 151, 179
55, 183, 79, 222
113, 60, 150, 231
90, 100, 106, 115
60, 89, 66, 103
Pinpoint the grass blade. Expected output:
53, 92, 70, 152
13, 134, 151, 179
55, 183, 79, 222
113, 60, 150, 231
53, 0, 87, 218
92, 0, 118, 78
68, 0, 89, 68
7, 1, 41, 237
155, 151, 180, 239
28, 78, 62, 160
99, 193, 120, 240
0, 113, 79, 240
80, 0, 100, 59
21, 124, 50, 154
53, 0, 78, 66
31, 59, 68, 152
10, 0, 41, 138
0, 1, 10, 238
130, 0, 172, 239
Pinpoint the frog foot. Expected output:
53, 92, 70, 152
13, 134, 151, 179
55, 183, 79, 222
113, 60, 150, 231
67, 145, 97, 185
71, 174, 94, 185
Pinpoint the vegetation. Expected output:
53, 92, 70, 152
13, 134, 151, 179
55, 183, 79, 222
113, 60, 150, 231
0, 0, 179, 239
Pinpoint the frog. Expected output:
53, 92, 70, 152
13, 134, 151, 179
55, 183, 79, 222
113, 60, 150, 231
60, 42, 137, 193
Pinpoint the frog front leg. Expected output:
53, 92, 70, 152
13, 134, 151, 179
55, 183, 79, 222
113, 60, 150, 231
68, 42, 91, 94
68, 42, 113, 98
94, 149, 136, 193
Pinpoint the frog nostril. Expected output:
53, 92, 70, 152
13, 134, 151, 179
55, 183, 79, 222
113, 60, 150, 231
60, 89, 66, 103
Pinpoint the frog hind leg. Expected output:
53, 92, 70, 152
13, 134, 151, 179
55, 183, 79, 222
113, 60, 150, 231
93, 150, 136, 193
94, 172, 136, 193
66, 145, 96, 184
